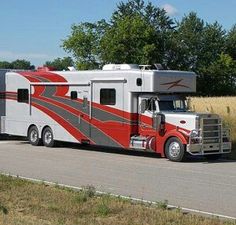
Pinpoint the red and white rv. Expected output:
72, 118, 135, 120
0, 65, 231, 161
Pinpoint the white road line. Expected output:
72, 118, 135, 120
1, 173, 236, 221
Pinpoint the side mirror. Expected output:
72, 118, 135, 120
153, 113, 165, 133
140, 99, 147, 113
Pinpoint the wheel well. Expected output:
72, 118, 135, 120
41, 125, 51, 137
27, 124, 37, 137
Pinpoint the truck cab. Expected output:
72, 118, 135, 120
131, 94, 231, 161
129, 94, 231, 161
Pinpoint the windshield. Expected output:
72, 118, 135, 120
159, 99, 187, 112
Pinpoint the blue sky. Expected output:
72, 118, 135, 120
0, 0, 235, 66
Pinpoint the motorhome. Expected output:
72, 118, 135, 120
0, 65, 231, 161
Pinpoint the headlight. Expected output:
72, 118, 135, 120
190, 130, 199, 138
189, 129, 201, 144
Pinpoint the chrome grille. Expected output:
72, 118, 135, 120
201, 117, 221, 144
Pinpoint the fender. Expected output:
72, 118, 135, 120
165, 130, 188, 145
156, 130, 188, 157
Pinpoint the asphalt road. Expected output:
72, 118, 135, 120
0, 140, 236, 218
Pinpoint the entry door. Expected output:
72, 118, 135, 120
92, 82, 124, 127
78, 89, 91, 138
90, 82, 125, 147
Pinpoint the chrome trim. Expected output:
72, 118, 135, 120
187, 116, 231, 155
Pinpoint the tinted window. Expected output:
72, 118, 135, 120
100, 89, 116, 105
70, 91, 77, 100
17, 89, 29, 103
136, 78, 142, 86
159, 100, 186, 111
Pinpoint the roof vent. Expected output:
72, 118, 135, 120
102, 64, 139, 71
37, 66, 55, 72
139, 64, 164, 70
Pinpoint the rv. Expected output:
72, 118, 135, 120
0, 65, 231, 161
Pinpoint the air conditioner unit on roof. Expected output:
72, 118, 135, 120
102, 64, 139, 71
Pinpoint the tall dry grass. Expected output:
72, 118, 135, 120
189, 96, 236, 158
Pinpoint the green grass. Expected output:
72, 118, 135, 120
0, 175, 235, 225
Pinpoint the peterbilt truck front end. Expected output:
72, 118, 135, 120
187, 114, 231, 156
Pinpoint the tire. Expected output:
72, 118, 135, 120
165, 137, 186, 162
42, 127, 55, 147
28, 126, 42, 146
205, 154, 222, 161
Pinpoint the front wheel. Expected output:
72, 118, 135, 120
42, 127, 55, 147
165, 137, 186, 162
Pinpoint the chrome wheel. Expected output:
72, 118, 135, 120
30, 130, 38, 143
44, 131, 52, 145
168, 142, 181, 158
28, 126, 42, 146
165, 137, 186, 162
42, 127, 55, 147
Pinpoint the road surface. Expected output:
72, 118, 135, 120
0, 140, 236, 218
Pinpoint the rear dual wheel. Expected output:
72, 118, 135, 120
28, 126, 55, 147
42, 127, 55, 147
28, 126, 42, 146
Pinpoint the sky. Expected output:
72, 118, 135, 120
0, 0, 235, 67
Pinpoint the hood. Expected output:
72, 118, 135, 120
161, 111, 198, 132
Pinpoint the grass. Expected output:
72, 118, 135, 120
189, 96, 236, 159
0, 175, 236, 225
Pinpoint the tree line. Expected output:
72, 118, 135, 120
1, 0, 236, 96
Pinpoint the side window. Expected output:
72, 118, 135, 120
17, 89, 29, 103
100, 89, 116, 105
70, 91, 77, 100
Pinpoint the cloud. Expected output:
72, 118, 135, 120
162, 4, 178, 16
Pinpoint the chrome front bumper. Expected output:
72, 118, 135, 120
187, 141, 231, 155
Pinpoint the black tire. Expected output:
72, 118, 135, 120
205, 154, 222, 161
165, 137, 186, 162
28, 126, 42, 146
42, 127, 55, 147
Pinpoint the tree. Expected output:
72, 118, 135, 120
0, 60, 34, 70
199, 22, 225, 69
166, 13, 225, 72
11, 60, 34, 70
0, 61, 13, 69
44, 57, 74, 71
197, 54, 236, 96
100, 15, 158, 64
62, 0, 174, 68
225, 24, 236, 60
166, 12, 205, 70
62, 20, 108, 70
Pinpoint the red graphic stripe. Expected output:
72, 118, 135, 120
33, 95, 128, 147
31, 102, 94, 144
19, 71, 68, 96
